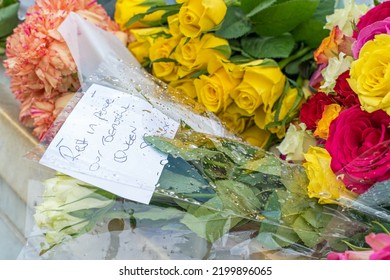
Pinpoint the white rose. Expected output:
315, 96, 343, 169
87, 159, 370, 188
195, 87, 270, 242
277, 123, 317, 161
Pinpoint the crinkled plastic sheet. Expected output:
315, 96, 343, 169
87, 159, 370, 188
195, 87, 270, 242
22, 12, 390, 260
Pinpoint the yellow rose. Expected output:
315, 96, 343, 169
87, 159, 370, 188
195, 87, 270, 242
149, 36, 181, 82
128, 27, 169, 64
114, 0, 166, 30
240, 125, 271, 148
314, 103, 342, 139
349, 34, 390, 114
169, 78, 197, 99
253, 105, 273, 130
217, 103, 251, 134
195, 59, 241, 113
175, 33, 230, 75
167, 14, 182, 38
231, 61, 286, 115
177, 0, 227, 37
194, 74, 232, 113
303, 147, 355, 204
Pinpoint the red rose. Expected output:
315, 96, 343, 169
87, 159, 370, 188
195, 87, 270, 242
333, 71, 360, 108
299, 92, 335, 131
353, 1, 390, 38
325, 106, 390, 194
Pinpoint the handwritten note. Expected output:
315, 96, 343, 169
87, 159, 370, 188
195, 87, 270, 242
40, 84, 180, 204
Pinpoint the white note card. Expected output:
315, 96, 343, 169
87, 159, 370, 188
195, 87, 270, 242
40, 84, 180, 204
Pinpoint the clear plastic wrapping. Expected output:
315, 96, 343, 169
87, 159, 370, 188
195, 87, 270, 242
22, 12, 390, 260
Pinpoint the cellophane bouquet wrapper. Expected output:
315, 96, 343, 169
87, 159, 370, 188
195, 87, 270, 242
24, 12, 390, 260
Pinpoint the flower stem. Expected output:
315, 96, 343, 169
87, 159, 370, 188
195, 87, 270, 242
278, 46, 312, 70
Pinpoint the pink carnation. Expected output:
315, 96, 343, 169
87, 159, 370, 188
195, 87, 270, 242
3, 0, 120, 140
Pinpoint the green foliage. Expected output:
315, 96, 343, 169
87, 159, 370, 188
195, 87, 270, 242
215, 6, 252, 39
213, 0, 335, 76
241, 34, 295, 59
250, 0, 320, 36
0, 0, 19, 44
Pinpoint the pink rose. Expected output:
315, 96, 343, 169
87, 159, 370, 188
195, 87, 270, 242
367, 233, 390, 260
325, 106, 390, 193
327, 233, 390, 260
327, 250, 372, 260
353, 1, 390, 38
352, 17, 390, 58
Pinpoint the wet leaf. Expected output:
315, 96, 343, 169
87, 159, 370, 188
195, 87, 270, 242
241, 155, 282, 176
145, 135, 221, 161
292, 216, 321, 248
216, 180, 262, 215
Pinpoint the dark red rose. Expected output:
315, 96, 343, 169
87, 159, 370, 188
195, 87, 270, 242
325, 106, 390, 194
353, 1, 390, 38
299, 92, 335, 131
333, 71, 360, 108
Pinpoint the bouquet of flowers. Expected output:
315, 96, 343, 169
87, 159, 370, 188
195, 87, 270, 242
5, 0, 390, 260
113, 0, 337, 149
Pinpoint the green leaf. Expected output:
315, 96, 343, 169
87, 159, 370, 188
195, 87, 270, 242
0, 2, 19, 38
280, 164, 308, 195
241, 0, 277, 17
291, 0, 335, 47
292, 19, 330, 48
259, 191, 281, 233
292, 216, 321, 248
215, 6, 252, 39
212, 45, 232, 58
251, 0, 320, 36
284, 51, 314, 76
255, 232, 283, 250
0, 0, 18, 8
181, 209, 242, 242
152, 57, 177, 64
180, 196, 242, 242
241, 155, 282, 177
145, 135, 221, 161
125, 4, 181, 27
213, 138, 258, 165
312, 0, 336, 21
216, 180, 262, 215
241, 34, 295, 59
301, 204, 331, 229
158, 168, 208, 194
274, 226, 300, 247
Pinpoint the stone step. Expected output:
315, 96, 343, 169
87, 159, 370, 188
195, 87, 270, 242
0, 59, 55, 259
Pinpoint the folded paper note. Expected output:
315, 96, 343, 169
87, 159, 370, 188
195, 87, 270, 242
40, 83, 180, 204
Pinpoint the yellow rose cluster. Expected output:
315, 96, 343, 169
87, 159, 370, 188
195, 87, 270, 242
115, 0, 302, 148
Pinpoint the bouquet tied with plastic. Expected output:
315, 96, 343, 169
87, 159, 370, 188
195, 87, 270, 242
24, 8, 390, 260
